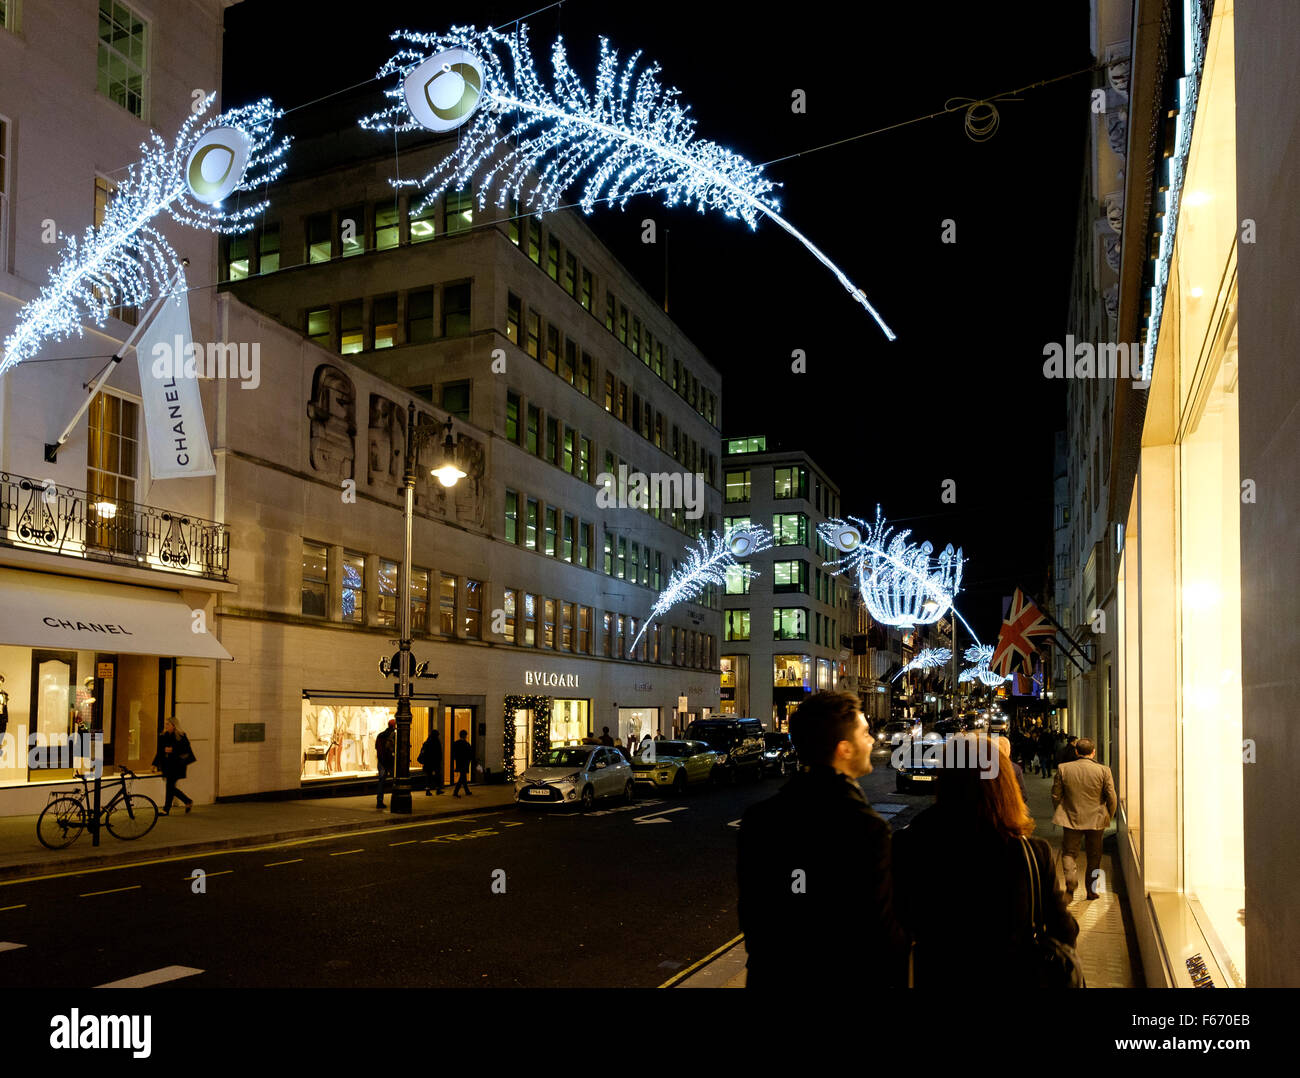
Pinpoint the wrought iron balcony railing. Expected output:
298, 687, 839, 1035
0, 472, 229, 581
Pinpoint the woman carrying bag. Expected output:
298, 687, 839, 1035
152, 718, 196, 815
893, 734, 1082, 987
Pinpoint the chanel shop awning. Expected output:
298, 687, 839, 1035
0, 568, 233, 660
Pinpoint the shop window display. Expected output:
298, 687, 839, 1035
300, 701, 428, 780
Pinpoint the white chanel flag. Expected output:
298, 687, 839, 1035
134, 290, 216, 479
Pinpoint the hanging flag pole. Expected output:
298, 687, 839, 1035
43, 261, 187, 463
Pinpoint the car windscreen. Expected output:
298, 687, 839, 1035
539, 748, 591, 768
685, 724, 734, 743
764, 734, 789, 747
883, 723, 910, 734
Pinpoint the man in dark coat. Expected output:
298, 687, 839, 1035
375, 718, 396, 809
417, 728, 443, 795
737, 691, 907, 988
451, 729, 474, 797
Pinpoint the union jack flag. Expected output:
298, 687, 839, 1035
990, 588, 1055, 676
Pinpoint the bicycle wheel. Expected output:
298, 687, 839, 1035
105, 792, 159, 840
37, 797, 87, 850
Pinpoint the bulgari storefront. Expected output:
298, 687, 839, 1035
1115, 1, 1245, 987
0, 566, 230, 815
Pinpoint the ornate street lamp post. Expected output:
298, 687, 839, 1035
391, 402, 465, 814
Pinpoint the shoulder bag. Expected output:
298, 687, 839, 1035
1018, 836, 1085, 988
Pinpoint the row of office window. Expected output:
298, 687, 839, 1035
301, 541, 483, 638
305, 281, 471, 355
724, 464, 839, 516
602, 448, 718, 542
722, 608, 836, 644
603, 373, 716, 486
505, 212, 719, 432
503, 490, 596, 567
300, 539, 714, 666
724, 513, 811, 548
505, 392, 594, 482
722, 654, 838, 691
724, 559, 811, 595
602, 530, 667, 593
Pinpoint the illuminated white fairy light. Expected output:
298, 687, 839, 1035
957, 643, 1010, 685
895, 647, 952, 681
818, 509, 963, 628
628, 526, 774, 654
360, 25, 895, 339
1, 97, 288, 376
963, 643, 994, 666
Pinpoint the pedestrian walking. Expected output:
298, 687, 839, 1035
152, 719, 195, 815
1056, 734, 1078, 771
375, 718, 396, 809
451, 729, 474, 797
995, 733, 1028, 804
417, 728, 444, 795
738, 691, 907, 988
1036, 729, 1055, 776
893, 734, 1080, 986
598, 726, 615, 747
1051, 737, 1117, 900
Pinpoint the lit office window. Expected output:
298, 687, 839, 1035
377, 559, 398, 627
725, 470, 751, 503
374, 201, 399, 249
410, 200, 436, 242
464, 579, 482, 639
411, 567, 430, 632
563, 514, 575, 562
773, 559, 809, 594
543, 598, 556, 648
97, 1, 148, 119
258, 225, 280, 273
506, 393, 520, 443
772, 513, 809, 546
505, 490, 518, 543
506, 292, 521, 344
306, 213, 331, 262
578, 523, 591, 569
340, 204, 365, 257
341, 551, 365, 624
373, 294, 398, 350
502, 589, 518, 643
561, 602, 574, 651
526, 310, 540, 358
445, 188, 473, 234
578, 606, 592, 653
439, 573, 457, 635
544, 507, 557, 556
339, 300, 363, 355
525, 499, 539, 550
301, 540, 328, 617
724, 610, 750, 642
725, 565, 750, 595
523, 593, 537, 646
773, 608, 808, 640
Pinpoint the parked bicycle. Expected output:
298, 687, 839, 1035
36, 766, 159, 850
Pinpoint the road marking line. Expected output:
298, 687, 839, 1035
388, 840, 418, 846
182, 869, 232, 880
0, 905, 26, 913
330, 849, 364, 856
0, 812, 508, 888
659, 933, 745, 988
95, 966, 203, 989
0, 942, 26, 953
633, 806, 689, 824
79, 885, 142, 898
264, 859, 302, 867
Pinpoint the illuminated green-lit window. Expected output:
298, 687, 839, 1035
725, 470, 750, 503
773, 608, 808, 640
506, 292, 521, 344
773, 559, 808, 594
774, 465, 809, 499
723, 515, 751, 535
306, 213, 331, 262
506, 392, 520, 443
306, 307, 330, 347
410, 201, 436, 243
725, 565, 750, 595
525, 499, 538, 551
563, 253, 577, 296
546, 236, 560, 280
445, 188, 473, 234
527, 218, 541, 263
258, 224, 280, 273
97, 0, 148, 119
505, 490, 518, 544
581, 270, 593, 311
526, 310, 540, 358
725, 436, 767, 454
772, 513, 808, 546
225, 234, 250, 281
340, 204, 365, 257
374, 201, 399, 250
725, 610, 750, 642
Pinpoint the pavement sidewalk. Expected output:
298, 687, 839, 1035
0, 781, 517, 882
678, 767, 1144, 989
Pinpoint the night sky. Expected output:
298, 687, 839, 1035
224, 0, 1089, 643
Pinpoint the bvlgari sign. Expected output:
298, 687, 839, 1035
524, 670, 580, 688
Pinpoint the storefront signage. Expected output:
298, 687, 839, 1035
524, 670, 580, 688
96, 662, 115, 679
42, 618, 133, 635
233, 723, 265, 743
633, 682, 653, 692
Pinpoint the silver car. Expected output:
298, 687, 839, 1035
514, 745, 635, 811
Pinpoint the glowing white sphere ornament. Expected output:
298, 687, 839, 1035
727, 529, 762, 558
402, 48, 485, 133
828, 523, 862, 553
184, 126, 253, 205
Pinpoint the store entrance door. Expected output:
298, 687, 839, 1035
442, 706, 476, 785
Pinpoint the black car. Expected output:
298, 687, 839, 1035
894, 736, 942, 794
683, 717, 766, 782
760, 732, 798, 776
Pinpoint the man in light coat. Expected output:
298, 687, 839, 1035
1051, 737, 1118, 900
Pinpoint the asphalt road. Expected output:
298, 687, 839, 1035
0, 759, 931, 989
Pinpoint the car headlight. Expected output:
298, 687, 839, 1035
763, 750, 779, 759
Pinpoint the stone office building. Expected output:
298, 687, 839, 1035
216, 125, 725, 792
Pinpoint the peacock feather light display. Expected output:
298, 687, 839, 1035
628, 526, 773, 655
894, 647, 952, 682
819, 509, 963, 628
0, 97, 288, 376
359, 24, 894, 339
958, 642, 1011, 686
